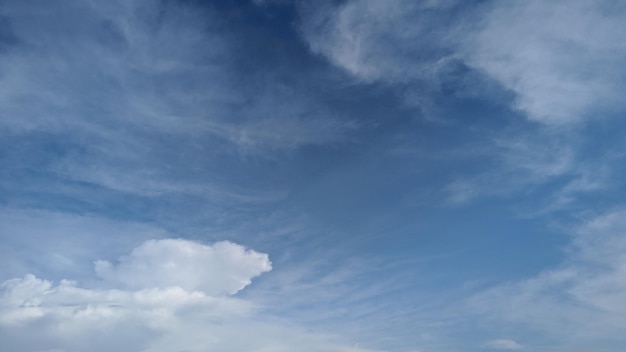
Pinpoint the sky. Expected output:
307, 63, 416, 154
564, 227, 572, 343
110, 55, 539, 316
2, 0, 626, 351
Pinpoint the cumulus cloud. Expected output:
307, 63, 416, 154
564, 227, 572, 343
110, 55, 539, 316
0, 238, 379, 352
0, 274, 232, 327
0, 273, 253, 352
94, 239, 272, 295
0, 238, 261, 352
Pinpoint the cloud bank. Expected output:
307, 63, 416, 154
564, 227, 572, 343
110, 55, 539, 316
0, 238, 377, 352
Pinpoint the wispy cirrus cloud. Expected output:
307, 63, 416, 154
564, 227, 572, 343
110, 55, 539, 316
443, 127, 580, 205
297, 0, 624, 208
299, 0, 460, 83
468, 209, 626, 350
0, 0, 358, 202
299, 0, 626, 125
465, 0, 626, 124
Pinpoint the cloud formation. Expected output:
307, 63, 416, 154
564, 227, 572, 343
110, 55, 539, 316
469, 209, 626, 349
299, 0, 626, 124
299, 0, 460, 83
298, 0, 625, 210
0, 238, 377, 352
95, 239, 272, 295
465, 0, 626, 124
0, 0, 358, 202
3, 1, 626, 351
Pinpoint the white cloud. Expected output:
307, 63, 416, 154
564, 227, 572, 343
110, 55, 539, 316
484, 339, 523, 350
0, 238, 383, 352
0, 273, 254, 352
297, 0, 618, 210
468, 209, 626, 348
94, 239, 272, 295
299, 0, 459, 83
465, 0, 626, 124
0, 274, 233, 328
300, 0, 626, 124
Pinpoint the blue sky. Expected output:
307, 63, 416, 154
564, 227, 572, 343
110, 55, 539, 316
2, 0, 626, 351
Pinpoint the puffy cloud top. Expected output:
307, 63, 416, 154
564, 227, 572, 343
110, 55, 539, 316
0, 239, 373, 352
95, 239, 272, 296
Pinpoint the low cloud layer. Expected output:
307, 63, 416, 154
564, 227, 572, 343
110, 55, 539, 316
0, 238, 376, 352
